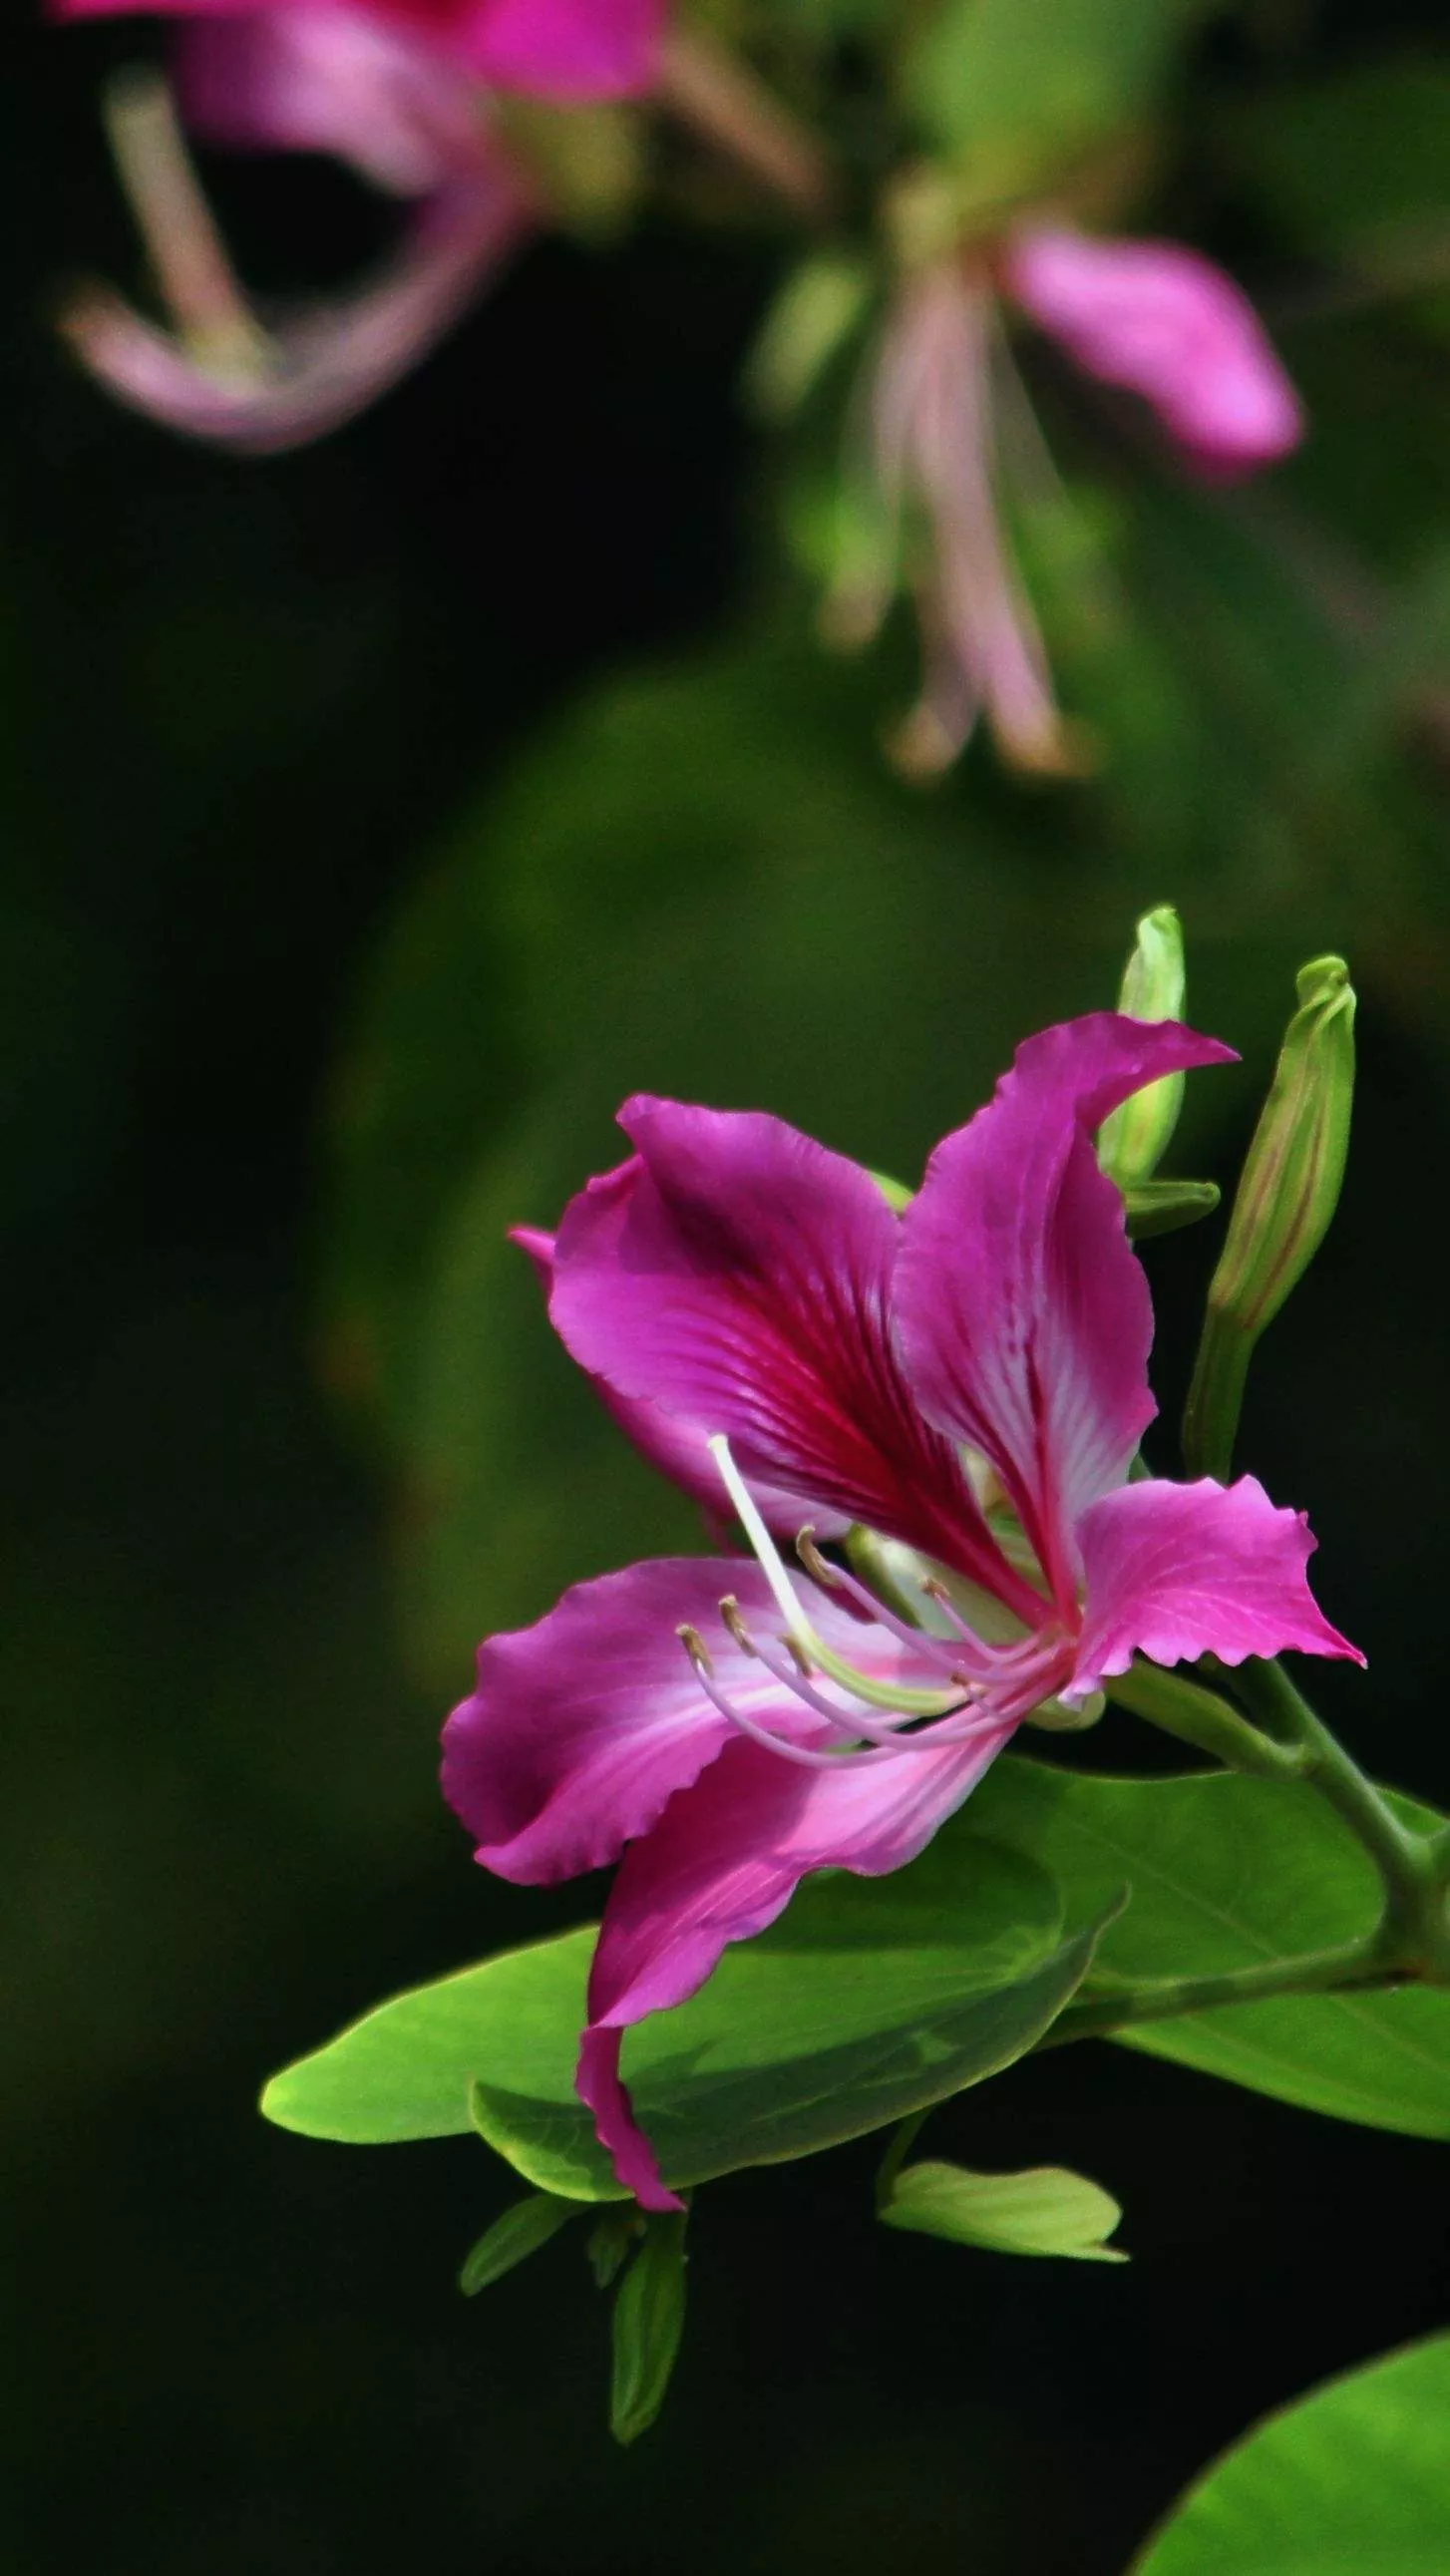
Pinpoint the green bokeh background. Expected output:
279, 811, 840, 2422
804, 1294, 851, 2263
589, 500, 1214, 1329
5, 0, 1450, 2566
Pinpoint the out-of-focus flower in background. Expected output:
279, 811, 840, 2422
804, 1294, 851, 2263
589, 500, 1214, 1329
53, 0, 830, 451
830, 219, 1303, 778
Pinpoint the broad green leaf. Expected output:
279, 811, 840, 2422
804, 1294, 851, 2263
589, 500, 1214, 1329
264, 1836, 1118, 2198
966, 1759, 1450, 2138
1132, 2331, 1450, 2574
458, 2191, 576, 2295
882, 2158, 1126, 2262
609, 2212, 688, 2446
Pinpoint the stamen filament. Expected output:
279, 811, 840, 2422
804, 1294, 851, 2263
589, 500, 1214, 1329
707, 1435, 964, 1716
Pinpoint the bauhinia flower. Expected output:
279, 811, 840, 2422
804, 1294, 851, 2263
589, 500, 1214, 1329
836, 224, 1304, 776
55, 0, 828, 449
443, 1014, 1360, 2210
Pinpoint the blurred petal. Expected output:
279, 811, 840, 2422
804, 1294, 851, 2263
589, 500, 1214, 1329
1006, 227, 1303, 477
441, 1557, 940, 1885
896, 1015, 1235, 1605
175, 7, 489, 195
549, 1098, 1036, 1610
458, 0, 664, 98
876, 264, 1073, 777
1070, 1474, 1363, 1695
579, 1714, 1015, 2205
54, 0, 663, 101
60, 157, 534, 452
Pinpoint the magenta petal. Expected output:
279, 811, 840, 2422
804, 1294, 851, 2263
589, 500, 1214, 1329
442, 1556, 940, 1885
896, 1014, 1236, 1604
548, 1098, 1027, 1603
1006, 227, 1303, 478
1070, 1473, 1364, 1694
175, 8, 489, 194
511, 1222, 774, 1531
459, 0, 664, 98
579, 1719, 1015, 2204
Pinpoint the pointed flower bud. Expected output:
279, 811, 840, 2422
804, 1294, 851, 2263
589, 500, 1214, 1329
1184, 955, 1356, 1481
1098, 906, 1187, 1190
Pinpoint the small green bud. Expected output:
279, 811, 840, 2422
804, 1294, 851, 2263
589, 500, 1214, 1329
609, 2209, 688, 2446
1184, 955, 1356, 1482
1099, 906, 1187, 1189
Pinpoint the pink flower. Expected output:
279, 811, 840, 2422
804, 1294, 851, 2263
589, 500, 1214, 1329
53, 0, 664, 449
844, 230, 1302, 775
443, 1014, 1359, 2209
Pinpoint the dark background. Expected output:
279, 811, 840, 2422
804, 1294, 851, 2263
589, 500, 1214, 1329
5, 3, 1450, 2568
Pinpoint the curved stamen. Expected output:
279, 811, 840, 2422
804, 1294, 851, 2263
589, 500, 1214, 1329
744, 1623, 994, 1754
707, 1435, 963, 1717
919, 1578, 1052, 1671
797, 1532, 1023, 1683
678, 1625, 902, 1769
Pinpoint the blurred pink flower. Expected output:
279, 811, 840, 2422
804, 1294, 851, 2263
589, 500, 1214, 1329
54, 0, 663, 450
845, 229, 1303, 775
1004, 227, 1303, 477
443, 1014, 1358, 2208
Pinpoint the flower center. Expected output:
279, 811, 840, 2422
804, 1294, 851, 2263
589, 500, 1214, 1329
672, 1436, 1066, 1770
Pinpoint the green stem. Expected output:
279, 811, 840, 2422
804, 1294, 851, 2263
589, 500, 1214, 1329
1228, 1658, 1441, 1950
875, 2110, 928, 2210
1107, 1659, 1307, 1781
1181, 1312, 1252, 1484
1043, 1933, 1401, 2050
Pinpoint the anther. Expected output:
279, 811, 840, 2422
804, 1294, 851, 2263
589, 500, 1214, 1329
718, 1596, 755, 1655
795, 1531, 841, 1589
678, 1622, 714, 1676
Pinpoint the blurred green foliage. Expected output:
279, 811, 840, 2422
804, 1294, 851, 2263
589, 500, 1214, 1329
7, 0, 1450, 2563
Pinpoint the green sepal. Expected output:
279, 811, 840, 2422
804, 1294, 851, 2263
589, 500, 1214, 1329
744, 252, 874, 422
457, 2187, 577, 2296
1123, 1178, 1220, 1239
610, 2210, 689, 2447
881, 2158, 1127, 2263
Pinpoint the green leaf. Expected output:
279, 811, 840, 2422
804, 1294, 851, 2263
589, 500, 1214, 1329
586, 2211, 638, 2291
882, 2158, 1126, 2262
457, 2191, 576, 2295
1233, 64, 1450, 277
610, 2211, 688, 2446
965, 1759, 1450, 2139
904, 0, 1209, 179
263, 1836, 1119, 2199
1131, 2332, 1450, 2573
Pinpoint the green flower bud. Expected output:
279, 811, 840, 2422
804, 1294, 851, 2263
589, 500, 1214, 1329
1099, 906, 1187, 1189
1183, 955, 1356, 1482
